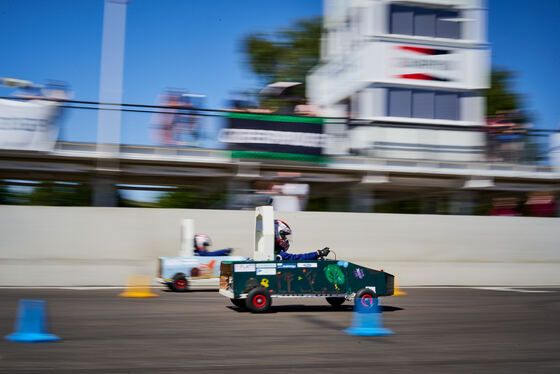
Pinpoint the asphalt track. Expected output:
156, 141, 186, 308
1, 287, 559, 373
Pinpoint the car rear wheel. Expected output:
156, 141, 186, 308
354, 288, 378, 312
245, 288, 271, 313
326, 297, 345, 307
170, 274, 189, 292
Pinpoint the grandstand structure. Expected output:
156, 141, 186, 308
0, 137, 558, 213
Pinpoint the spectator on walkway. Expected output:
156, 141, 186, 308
153, 89, 198, 146
486, 111, 528, 163
294, 98, 318, 116
226, 91, 257, 112
488, 197, 521, 216
524, 191, 557, 217
154, 89, 182, 145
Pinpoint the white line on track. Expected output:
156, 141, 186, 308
402, 286, 559, 292
471, 287, 556, 293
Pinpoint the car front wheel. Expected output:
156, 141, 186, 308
170, 274, 188, 292
245, 288, 271, 313
354, 288, 378, 312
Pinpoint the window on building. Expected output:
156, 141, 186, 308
388, 89, 411, 117
390, 5, 414, 36
412, 90, 435, 118
389, 4, 461, 39
350, 93, 359, 118
414, 8, 436, 37
437, 10, 461, 39
435, 92, 459, 120
387, 88, 460, 120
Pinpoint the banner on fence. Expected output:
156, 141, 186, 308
220, 112, 327, 163
0, 99, 60, 151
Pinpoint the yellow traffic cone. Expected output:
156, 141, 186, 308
119, 275, 159, 298
393, 277, 407, 296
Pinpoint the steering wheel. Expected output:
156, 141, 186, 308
317, 247, 334, 260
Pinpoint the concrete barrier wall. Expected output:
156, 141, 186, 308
1, 205, 558, 286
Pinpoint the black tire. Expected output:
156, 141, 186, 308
170, 273, 189, 292
230, 298, 246, 309
326, 297, 345, 307
165, 283, 174, 291
354, 288, 378, 312
245, 287, 272, 313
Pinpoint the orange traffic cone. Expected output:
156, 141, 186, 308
394, 277, 407, 296
119, 275, 159, 298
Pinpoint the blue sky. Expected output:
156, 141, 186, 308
488, 0, 560, 131
0, 0, 322, 146
0, 0, 558, 147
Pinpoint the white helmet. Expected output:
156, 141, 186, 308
194, 234, 211, 251
274, 219, 292, 251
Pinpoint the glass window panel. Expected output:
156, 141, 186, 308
388, 89, 412, 117
412, 90, 435, 118
390, 5, 414, 35
435, 92, 459, 120
414, 8, 436, 37
437, 10, 461, 39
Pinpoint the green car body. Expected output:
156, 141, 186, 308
219, 259, 394, 312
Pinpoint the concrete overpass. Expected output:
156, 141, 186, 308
1, 141, 559, 211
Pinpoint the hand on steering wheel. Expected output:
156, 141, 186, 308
317, 247, 330, 259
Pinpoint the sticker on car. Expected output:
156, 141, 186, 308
297, 263, 317, 268
277, 263, 297, 269
256, 268, 276, 275
234, 263, 256, 272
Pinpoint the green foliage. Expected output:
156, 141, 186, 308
27, 183, 91, 206
374, 200, 422, 214
486, 67, 532, 123
242, 17, 322, 95
0, 184, 9, 204
0, 183, 88, 206
306, 196, 330, 212
157, 188, 225, 209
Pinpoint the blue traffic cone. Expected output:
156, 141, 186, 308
4, 300, 61, 343
344, 300, 394, 336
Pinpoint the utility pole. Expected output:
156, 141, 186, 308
93, 0, 128, 206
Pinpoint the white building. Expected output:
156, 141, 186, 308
307, 0, 490, 161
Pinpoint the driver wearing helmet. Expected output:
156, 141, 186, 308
274, 219, 330, 261
193, 234, 233, 256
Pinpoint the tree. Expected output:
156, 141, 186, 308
485, 67, 546, 162
27, 183, 91, 206
486, 67, 532, 123
242, 17, 322, 97
0, 184, 9, 204
157, 188, 225, 209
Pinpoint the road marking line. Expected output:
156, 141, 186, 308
472, 287, 556, 293
401, 286, 559, 291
